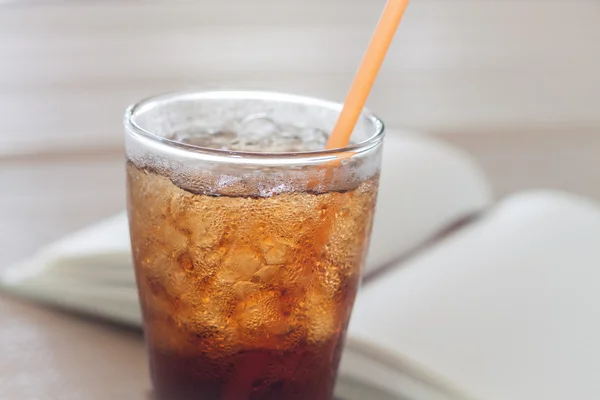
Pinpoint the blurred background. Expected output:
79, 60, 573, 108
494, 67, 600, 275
1, 0, 599, 265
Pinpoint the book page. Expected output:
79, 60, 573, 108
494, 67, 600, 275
349, 190, 600, 400
366, 130, 492, 274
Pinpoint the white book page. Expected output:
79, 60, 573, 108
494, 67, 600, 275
1, 213, 132, 285
349, 190, 600, 400
365, 131, 492, 274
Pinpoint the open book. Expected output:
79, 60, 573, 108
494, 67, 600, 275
3, 132, 600, 400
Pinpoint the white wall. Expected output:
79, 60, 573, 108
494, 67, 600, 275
1, 1, 599, 155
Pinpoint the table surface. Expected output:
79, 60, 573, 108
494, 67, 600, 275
2, 1, 600, 398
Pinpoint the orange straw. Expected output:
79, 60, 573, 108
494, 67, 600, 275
326, 0, 411, 149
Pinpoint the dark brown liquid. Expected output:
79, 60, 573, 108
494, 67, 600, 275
150, 338, 345, 400
127, 163, 378, 400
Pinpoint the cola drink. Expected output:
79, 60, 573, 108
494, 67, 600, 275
125, 91, 384, 400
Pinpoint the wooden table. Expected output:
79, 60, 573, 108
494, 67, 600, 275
1, 1, 599, 398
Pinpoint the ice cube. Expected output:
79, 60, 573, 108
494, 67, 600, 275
233, 281, 261, 300
263, 243, 290, 265
218, 246, 263, 283
235, 290, 281, 335
305, 287, 338, 344
162, 113, 330, 153
253, 264, 281, 284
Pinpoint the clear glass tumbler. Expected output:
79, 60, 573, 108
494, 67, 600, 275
124, 91, 384, 400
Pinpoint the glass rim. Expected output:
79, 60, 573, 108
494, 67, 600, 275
124, 90, 385, 160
